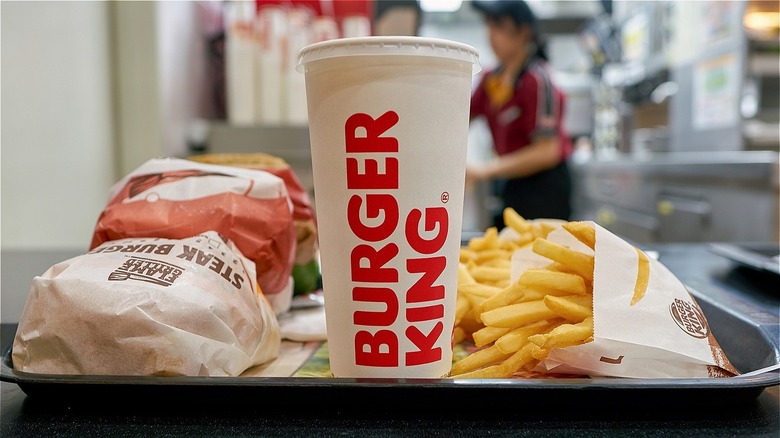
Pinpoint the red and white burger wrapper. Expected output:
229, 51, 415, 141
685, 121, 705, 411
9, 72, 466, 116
13, 232, 281, 377
511, 222, 737, 378
90, 157, 296, 314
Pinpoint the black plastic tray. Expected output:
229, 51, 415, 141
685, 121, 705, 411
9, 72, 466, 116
2, 287, 778, 409
709, 243, 780, 276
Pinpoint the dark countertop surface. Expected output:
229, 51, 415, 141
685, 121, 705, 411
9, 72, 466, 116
2, 243, 779, 437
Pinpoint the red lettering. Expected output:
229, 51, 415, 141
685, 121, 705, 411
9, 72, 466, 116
407, 304, 444, 322
344, 110, 451, 371
352, 287, 399, 326
405, 322, 443, 366
351, 244, 399, 282
406, 257, 446, 303
355, 330, 398, 367
345, 111, 399, 153
405, 207, 448, 255
347, 194, 399, 242
346, 157, 398, 190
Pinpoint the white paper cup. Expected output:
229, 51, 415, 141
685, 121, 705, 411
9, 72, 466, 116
297, 37, 480, 378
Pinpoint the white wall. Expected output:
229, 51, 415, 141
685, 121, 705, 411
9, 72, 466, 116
1, 1, 118, 323
0, 1, 221, 323
1, 1, 116, 250
111, 1, 217, 174
112, 1, 165, 175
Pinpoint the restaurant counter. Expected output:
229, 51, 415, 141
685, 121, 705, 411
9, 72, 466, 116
2, 243, 778, 437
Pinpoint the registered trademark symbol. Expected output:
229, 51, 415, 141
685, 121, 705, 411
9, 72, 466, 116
441, 192, 449, 203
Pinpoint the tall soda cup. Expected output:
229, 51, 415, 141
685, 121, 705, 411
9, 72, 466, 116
297, 37, 480, 378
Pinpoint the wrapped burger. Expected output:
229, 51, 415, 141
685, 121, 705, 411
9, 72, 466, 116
90, 157, 297, 314
12, 232, 280, 376
187, 152, 320, 295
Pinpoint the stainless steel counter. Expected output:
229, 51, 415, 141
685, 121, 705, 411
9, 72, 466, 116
573, 151, 779, 186
570, 151, 779, 244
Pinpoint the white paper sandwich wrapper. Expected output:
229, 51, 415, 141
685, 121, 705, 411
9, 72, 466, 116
510, 222, 737, 379
12, 231, 281, 377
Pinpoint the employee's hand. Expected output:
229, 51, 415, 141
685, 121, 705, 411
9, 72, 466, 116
465, 163, 490, 190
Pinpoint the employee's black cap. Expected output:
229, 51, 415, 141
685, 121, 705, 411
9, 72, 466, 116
471, 0, 537, 27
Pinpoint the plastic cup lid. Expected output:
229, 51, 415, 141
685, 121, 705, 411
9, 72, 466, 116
296, 36, 481, 75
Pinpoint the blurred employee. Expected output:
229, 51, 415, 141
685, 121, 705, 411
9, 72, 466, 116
467, 0, 573, 227
374, 0, 422, 36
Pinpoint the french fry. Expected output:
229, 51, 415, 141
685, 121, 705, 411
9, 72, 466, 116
499, 239, 522, 252
531, 225, 547, 239
528, 317, 594, 350
458, 308, 485, 337
480, 299, 558, 329
519, 269, 588, 295
450, 345, 509, 376
494, 320, 560, 354
531, 346, 550, 361
563, 221, 596, 250
463, 292, 487, 309
545, 261, 579, 276
475, 249, 513, 264
452, 343, 541, 379
519, 286, 589, 303
516, 288, 556, 303
458, 263, 477, 286
537, 222, 560, 238
472, 326, 513, 348
543, 294, 593, 322
480, 258, 512, 269
517, 232, 535, 246
451, 215, 597, 379
455, 293, 470, 325
532, 238, 594, 282
495, 342, 541, 377
450, 363, 507, 379
458, 283, 503, 300
475, 281, 527, 317
469, 266, 511, 284
460, 248, 478, 264
467, 226, 499, 252
453, 326, 468, 345
503, 207, 531, 234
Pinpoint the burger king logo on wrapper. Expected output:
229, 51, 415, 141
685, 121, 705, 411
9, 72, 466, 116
669, 298, 709, 339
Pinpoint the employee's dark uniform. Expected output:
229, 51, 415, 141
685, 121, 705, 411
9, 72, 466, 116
470, 56, 573, 227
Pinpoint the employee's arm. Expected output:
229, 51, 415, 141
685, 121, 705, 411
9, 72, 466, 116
467, 136, 560, 182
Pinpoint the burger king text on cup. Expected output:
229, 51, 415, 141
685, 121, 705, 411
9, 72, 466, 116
345, 110, 447, 368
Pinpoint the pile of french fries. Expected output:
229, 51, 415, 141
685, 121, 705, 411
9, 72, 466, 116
450, 208, 597, 379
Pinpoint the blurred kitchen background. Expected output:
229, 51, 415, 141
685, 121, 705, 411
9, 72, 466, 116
1, 1, 778, 320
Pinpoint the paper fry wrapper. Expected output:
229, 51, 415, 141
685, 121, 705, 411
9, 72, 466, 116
511, 222, 737, 378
